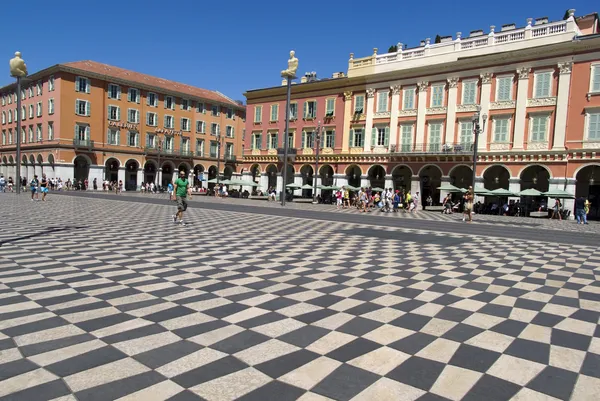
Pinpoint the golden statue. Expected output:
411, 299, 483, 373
9, 52, 27, 77
281, 50, 298, 78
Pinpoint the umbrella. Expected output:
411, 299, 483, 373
220, 179, 232, 185
230, 180, 259, 186
345, 185, 360, 191
490, 188, 515, 196
286, 183, 302, 189
473, 188, 491, 195
543, 189, 574, 198
318, 185, 332, 190
437, 183, 461, 192
518, 188, 542, 197
371, 187, 385, 192
207, 178, 218, 183
301, 184, 314, 190
329, 186, 341, 190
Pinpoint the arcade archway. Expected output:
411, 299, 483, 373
345, 165, 361, 188
576, 165, 600, 220
483, 165, 510, 191
144, 161, 157, 184
74, 155, 90, 183
419, 165, 442, 202
368, 165, 386, 189
449, 165, 473, 190
125, 160, 139, 191
520, 165, 550, 192
391, 165, 411, 192
266, 164, 278, 189
105, 158, 120, 182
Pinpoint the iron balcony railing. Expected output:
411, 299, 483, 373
390, 142, 474, 154
180, 149, 193, 157
224, 155, 236, 162
73, 138, 94, 148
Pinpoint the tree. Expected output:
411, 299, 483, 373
563, 9, 570, 20
388, 44, 398, 53
435, 35, 442, 44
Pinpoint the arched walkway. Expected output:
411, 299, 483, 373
47, 154, 55, 178
575, 165, 600, 220
300, 165, 314, 198
224, 166, 234, 180
177, 162, 191, 175
419, 165, 442, 201
520, 165, 550, 192
319, 165, 334, 202
125, 160, 139, 191
449, 165, 473, 189
250, 164, 261, 184
105, 158, 120, 182
161, 163, 174, 187
266, 164, 278, 189
193, 164, 205, 187
144, 161, 157, 184
74, 155, 91, 183
391, 165, 412, 192
368, 165, 386, 189
345, 165, 362, 188
483, 165, 510, 191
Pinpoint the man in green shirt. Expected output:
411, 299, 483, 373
172, 170, 191, 226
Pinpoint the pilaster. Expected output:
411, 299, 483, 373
479, 73, 493, 150
384, 174, 394, 190
410, 175, 420, 196
117, 167, 126, 190
508, 177, 521, 202
513, 67, 531, 151
364, 88, 375, 152
389, 85, 401, 151
445, 78, 459, 144
439, 176, 451, 203
157, 168, 163, 187
553, 62, 572, 151
415, 82, 428, 146
137, 169, 145, 190
342, 91, 353, 153
276, 174, 283, 195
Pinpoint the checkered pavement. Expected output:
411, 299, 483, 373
1, 194, 599, 400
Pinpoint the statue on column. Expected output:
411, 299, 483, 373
281, 51, 298, 78
9, 52, 27, 77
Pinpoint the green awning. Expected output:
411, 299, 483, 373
301, 184, 314, 190
345, 185, 360, 191
371, 187, 385, 192
437, 183, 461, 192
518, 188, 543, 197
543, 189, 574, 198
490, 188, 515, 196
286, 183, 302, 189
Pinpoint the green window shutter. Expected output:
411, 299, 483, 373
320, 132, 325, 148
303, 102, 308, 118
349, 129, 354, 147
74, 124, 78, 138
75, 100, 78, 114
371, 127, 377, 146
384, 126, 390, 146
301, 132, 306, 148
332, 130, 335, 147
117, 107, 120, 121
127, 89, 132, 102
75, 77, 80, 92
107, 105, 110, 119
86, 101, 90, 116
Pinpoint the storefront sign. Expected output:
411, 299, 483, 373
155, 128, 182, 136
108, 121, 139, 130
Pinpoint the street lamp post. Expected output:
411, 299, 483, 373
312, 122, 322, 204
471, 106, 487, 193
10, 52, 28, 195
216, 126, 222, 185
280, 50, 298, 207
157, 138, 163, 189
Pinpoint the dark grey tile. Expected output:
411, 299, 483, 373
462, 374, 521, 401
278, 325, 330, 348
530, 312, 565, 327
551, 328, 591, 351
326, 338, 381, 362
143, 306, 196, 323
2, 316, 69, 337
570, 309, 600, 323
431, 294, 463, 306
211, 330, 269, 354
255, 349, 319, 378
294, 308, 337, 324
449, 344, 502, 372
176, 293, 218, 305
134, 340, 203, 369
392, 299, 426, 312
75, 313, 135, 332
306, 294, 344, 308
313, 363, 379, 401
237, 312, 288, 329
549, 295, 580, 308
117, 298, 165, 312
386, 356, 446, 391
173, 320, 229, 339
388, 333, 437, 355
490, 319, 527, 337
74, 371, 166, 401
171, 356, 248, 388
0, 358, 38, 381
0, 338, 16, 351
478, 304, 512, 318
203, 303, 249, 319
434, 306, 473, 322
166, 390, 207, 401
54, 300, 111, 315
0, 379, 71, 401
389, 313, 432, 331
0, 307, 47, 322
149, 286, 188, 298
343, 302, 384, 317
95, 287, 141, 300
19, 333, 96, 357
581, 352, 600, 379
45, 346, 127, 377
337, 317, 383, 337
237, 380, 305, 401
514, 298, 546, 311
504, 338, 550, 364
415, 394, 452, 401
351, 289, 385, 301
526, 366, 578, 400
103, 324, 167, 344
256, 297, 298, 311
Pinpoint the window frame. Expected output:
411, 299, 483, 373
495, 75, 514, 102
533, 70, 553, 99
127, 108, 139, 123
584, 108, 600, 141
354, 95, 365, 114
351, 127, 365, 148
254, 105, 262, 123
462, 80, 478, 105
196, 120, 206, 133
459, 120, 474, 148
181, 117, 190, 131
75, 76, 90, 93
402, 87, 416, 110
128, 88, 140, 103
428, 122, 443, 151
146, 111, 157, 127
75, 99, 90, 117
108, 83, 121, 100
325, 98, 335, 117
493, 116, 512, 143
147, 92, 158, 107
107, 128, 119, 145
270, 104, 279, 122
400, 124, 413, 151
590, 63, 600, 94
376, 91, 389, 113
304, 100, 317, 119
48, 123, 54, 140
528, 113, 550, 143
164, 115, 174, 129
48, 98, 55, 115
430, 84, 445, 107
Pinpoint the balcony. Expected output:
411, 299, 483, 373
348, 16, 578, 77
73, 138, 94, 149
144, 146, 158, 154
180, 149, 193, 158
224, 155, 236, 162
391, 142, 473, 155
195, 150, 204, 157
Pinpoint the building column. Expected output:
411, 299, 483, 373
384, 175, 394, 190
276, 174, 283, 196
389, 85, 401, 151
157, 168, 163, 187
342, 91, 353, 153
415, 82, 429, 147
553, 62, 572, 151
89, 165, 104, 187
364, 89, 375, 152
118, 167, 126, 190
334, 174, 348, 188
188, 171, 194, 190
445, 78, 458, 145
479, 73, 493, 150
259, 173, 269, 193
509, 177, 521, 202
410, 175, 420, 196
360, 175, 369, 189
440, 176, 451, 203
564, 178, 576, 220
474, 176, 485, 204
512, 67, 531, 151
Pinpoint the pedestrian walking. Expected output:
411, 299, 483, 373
463, 186, 474, 222
575, 196, 588, 225
30, 175, 39, 201
0, 175, 5, 192
172, 170, 191, 226
93, 178, 98, 191
40, 174, 49, 201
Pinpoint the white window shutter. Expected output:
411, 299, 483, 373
127, 89, 132, 102
301, 132, 306, 148
75, 100, 78, 114
303, 102, 308, 118
384, 126, 390, 146
349, 129, 354, 147
371, 128, 377, 146
117, 107, 120, 121
75, 77, 80, 92
86, 101, 90, 116
147, 94, 150, 106
232, 127, 235, 137
85, 125, 90, 139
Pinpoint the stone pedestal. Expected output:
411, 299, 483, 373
384, 175, 394, 191
410, 175, 420, 196
118, 167, 126, 190
440, 176, 451, 203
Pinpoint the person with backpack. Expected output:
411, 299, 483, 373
30, 175, 39, 201
40, 174, 49, 201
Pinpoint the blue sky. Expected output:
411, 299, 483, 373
1, 0, 595, 102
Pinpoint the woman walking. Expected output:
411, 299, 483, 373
463, 186, 474, 222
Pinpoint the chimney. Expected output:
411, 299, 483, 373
300, 76, 308, 84
469, 30, 484, 37
332, 72, 346, 79
501, 23, 516, 31
534, 17, 548, 25
281, 78, 287, 86
419, 40, 425, 47
440, 36, 453, 43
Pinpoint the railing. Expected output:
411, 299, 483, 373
180, 149, 193, 157
195, 150, 204, 157
144, 146, 158, 154
352, 19, 574, 72
73, 138, 94, 148
224, 155, 236, 162
392, 142, 474, 154
209, 151, 218, 158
